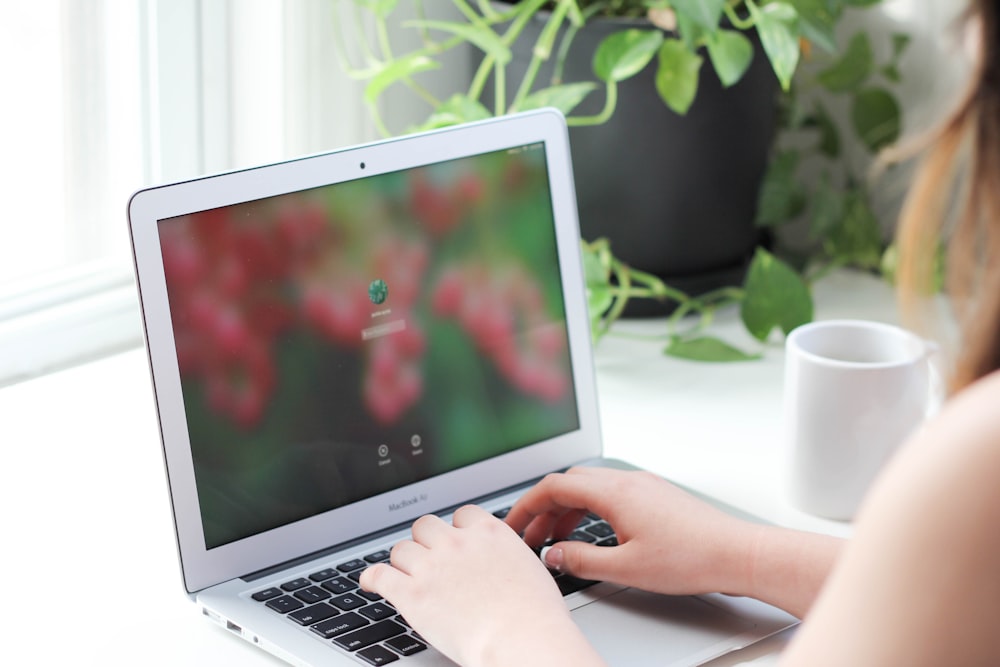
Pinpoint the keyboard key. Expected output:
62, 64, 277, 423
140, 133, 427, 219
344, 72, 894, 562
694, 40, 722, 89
584, 522, 614, 539
330, 593, 367, 611
359, 602, 395, 622
568, 530, 597, 543
337, 558, 367, 572
321, 577, 356, 594
364, 550, 391, 563
288, 602, 339, 626
310, 612, 369, 638
492, 507, 510, 519
385, 634, 427, 656
280, 577, 311, 592
597, 536, 619, 547
348, 570, 365, 583
251, 587, 282, 602
356, 644, 399, 665
358, 589, 382, 602
333, 619, 406, 651
265, 595, 304, 614
294, 586, 332, 603
309, 568, 338, 582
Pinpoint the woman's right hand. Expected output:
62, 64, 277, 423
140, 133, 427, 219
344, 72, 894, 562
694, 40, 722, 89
504, 466, 760, 598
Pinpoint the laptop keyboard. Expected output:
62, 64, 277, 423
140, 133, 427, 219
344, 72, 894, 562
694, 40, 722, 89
249, 509, 618, 664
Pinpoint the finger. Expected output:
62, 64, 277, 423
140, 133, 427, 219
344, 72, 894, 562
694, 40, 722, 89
389, 539, 428, 575
507, 470, 622, 534
410, 513, 451, 547
551, 508, 589, 540
451, 504, 493, 528
521, 511, 563, 547
358, 561, 407, 598
543, 540, 630, 583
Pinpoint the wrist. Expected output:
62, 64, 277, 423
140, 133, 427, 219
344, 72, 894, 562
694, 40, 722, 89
738, 525, 845, 619
705, 519, 766, 599
476, 609, 604, 667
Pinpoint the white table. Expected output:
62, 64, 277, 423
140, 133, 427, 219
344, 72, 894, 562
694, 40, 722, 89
0, 270, 894, 666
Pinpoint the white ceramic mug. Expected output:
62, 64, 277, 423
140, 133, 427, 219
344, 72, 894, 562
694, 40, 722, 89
784, 319, 940, 521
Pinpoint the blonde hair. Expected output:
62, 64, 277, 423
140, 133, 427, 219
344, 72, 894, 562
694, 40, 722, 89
894, 0, 1000, 393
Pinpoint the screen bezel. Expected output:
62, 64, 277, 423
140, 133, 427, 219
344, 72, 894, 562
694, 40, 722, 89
127, 109, 602, 594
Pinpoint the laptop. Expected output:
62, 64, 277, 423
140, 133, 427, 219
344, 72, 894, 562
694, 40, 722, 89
127, 108, 796, 666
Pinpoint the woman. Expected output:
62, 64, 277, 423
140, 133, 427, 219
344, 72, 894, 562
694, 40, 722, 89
360, 2, 1000, 664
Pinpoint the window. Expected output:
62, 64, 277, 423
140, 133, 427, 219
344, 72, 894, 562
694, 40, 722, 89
0, 0, 384, 385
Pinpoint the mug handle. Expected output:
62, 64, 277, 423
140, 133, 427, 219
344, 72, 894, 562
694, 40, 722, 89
923, 340, 945, 416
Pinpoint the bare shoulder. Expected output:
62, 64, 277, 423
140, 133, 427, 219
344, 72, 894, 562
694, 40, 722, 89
907, 369, 1000, 485
781, 370, 1000, 666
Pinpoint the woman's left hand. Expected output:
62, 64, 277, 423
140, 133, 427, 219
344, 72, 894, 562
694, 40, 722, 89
359, 505, 604, 667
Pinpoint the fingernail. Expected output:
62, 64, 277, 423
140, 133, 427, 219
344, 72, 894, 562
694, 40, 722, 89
540, 545, 564, 570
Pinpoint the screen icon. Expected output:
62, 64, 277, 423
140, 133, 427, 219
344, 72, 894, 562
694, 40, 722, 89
369, 279, 388, 305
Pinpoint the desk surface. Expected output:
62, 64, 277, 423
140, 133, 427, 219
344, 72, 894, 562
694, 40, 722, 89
0, 270, 896, 666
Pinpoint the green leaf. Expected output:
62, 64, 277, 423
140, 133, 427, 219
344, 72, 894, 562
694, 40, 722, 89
705, 30, 754, 88
809, 173, 845, 239
881, 64, 901, 83
582, 242, 612, 288
674, 10, 706, 50
755, 150, 806, 227
740, 248, 814, 341
654, 38, 703, 114
407, 19, 512, 64
879, 243, 899, 285
842, 0, 882, 6
668, 0, 726, 32
814, 100, 840, 157
778, 87, 810, 130
816, 32, 873, 92
587, 286, 615, 330
420, 94, 492, 129
788, 0, 839, 53
593, 29, 664, 83
364, 55, 440, 105
747, 0, 801, 91
891, 32, 912, 59
520, 82, 598, 114
822, 190, 884, 269
582, 242, 614, 333
851, 87, 901, 152
664, 336, 762, 362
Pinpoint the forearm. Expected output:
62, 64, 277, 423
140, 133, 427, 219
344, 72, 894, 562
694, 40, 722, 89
732, 525, 845, 619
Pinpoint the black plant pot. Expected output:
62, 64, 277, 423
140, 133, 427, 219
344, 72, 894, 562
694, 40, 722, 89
482, 12, 779, 316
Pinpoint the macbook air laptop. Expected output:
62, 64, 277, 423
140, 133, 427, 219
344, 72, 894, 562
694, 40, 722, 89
127, 108, 796, 666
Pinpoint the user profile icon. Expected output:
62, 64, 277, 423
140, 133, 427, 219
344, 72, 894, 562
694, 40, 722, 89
411, 434, 421, 448
368, 279, 388, 305
377, 444, 389, 458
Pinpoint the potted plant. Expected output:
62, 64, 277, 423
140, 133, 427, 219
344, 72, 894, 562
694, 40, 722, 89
335, 0, 907, 360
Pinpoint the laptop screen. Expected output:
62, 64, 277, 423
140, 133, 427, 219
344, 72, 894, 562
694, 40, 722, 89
157, 142, 580, 549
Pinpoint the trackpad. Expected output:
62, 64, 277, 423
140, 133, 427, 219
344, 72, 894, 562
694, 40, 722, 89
572, 588, 758, 666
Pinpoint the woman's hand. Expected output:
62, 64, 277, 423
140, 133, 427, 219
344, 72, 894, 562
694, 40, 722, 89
359, 505, 605, 667
506, 467, 841, 618
505, 467, 761, 598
